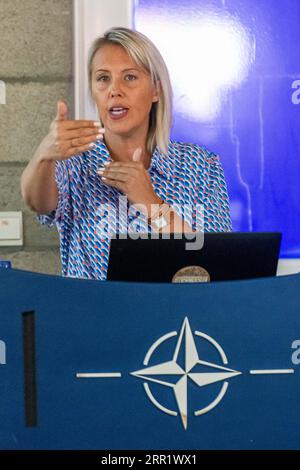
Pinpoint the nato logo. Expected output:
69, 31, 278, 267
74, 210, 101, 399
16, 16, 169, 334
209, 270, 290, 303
76, 318, 294, 430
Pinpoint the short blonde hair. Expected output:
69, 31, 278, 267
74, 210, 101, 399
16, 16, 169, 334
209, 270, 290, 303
88, 27, 173, 155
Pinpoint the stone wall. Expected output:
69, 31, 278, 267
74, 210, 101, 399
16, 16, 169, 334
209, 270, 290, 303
0, 0, 73, 274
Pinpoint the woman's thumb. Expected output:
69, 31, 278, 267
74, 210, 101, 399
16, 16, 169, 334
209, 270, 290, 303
55, 100, 68, 120
132, 147, 143, 162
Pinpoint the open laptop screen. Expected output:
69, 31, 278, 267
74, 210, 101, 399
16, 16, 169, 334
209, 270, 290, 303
107, 232, 282, 283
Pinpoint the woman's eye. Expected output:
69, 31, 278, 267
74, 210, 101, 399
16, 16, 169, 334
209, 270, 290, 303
97, 75, 109, 82
125, 74, 137, 81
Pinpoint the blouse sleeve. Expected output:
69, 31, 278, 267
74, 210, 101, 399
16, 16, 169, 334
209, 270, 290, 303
36, 159, 70, 227
204, 152, 232, 232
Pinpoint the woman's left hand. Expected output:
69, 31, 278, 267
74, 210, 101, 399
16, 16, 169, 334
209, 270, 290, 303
96, 148, 162, 212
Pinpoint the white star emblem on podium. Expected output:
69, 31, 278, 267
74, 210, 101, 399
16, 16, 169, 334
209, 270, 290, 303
131, 317, 241, 430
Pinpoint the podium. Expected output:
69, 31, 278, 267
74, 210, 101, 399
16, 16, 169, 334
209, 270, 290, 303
0, 268, 300, 450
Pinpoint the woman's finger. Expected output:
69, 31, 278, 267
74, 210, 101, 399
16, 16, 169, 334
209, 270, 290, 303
62, 127, 105, 140
97, 166, 131, 176
68, 133, 104, 148
55, 100, 68, 121
62, 142, 101, 159
101, 161, 142, 171
98, 171, 128, 183
62, 120, 102, 131
101, 177, 125, 192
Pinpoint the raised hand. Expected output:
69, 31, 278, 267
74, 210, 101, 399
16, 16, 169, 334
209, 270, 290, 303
38, 100, 105, 161
96, 147, 162, 212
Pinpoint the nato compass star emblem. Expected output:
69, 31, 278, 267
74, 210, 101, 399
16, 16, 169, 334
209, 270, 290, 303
76, 317, 294, 430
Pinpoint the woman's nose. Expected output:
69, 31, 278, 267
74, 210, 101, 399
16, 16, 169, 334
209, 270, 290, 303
109, 80, 123, 97
110, 89, 122, 97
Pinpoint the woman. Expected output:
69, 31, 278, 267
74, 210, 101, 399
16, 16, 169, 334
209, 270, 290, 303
21, 27, 232, 280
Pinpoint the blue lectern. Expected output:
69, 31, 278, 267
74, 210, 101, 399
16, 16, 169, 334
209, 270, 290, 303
0, 268, 300, 449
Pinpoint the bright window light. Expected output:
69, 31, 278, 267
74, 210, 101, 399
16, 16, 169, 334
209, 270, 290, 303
136, 11, 255, 121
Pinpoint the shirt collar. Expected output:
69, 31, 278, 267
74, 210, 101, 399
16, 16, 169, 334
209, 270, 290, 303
149, 142, 178, 181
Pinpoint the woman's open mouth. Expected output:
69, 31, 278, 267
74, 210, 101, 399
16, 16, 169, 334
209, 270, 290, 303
109, 107, 129, 120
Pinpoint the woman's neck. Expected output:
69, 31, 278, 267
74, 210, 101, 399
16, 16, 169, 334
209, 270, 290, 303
104, 132, 152, 170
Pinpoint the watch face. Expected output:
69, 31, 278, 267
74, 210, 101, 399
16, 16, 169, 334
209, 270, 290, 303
154, 215, 168, 229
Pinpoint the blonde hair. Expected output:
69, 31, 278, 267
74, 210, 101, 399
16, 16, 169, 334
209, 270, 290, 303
88, 27, 173, 155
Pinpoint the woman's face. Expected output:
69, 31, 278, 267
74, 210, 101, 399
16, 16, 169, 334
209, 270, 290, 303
91, 44, 159, 140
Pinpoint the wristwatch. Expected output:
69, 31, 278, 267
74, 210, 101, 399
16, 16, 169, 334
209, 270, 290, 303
149, 203, 171, 231
151, 213, 169, 230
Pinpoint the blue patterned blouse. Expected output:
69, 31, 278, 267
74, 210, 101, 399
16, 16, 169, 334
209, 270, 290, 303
38, 140, 232, 280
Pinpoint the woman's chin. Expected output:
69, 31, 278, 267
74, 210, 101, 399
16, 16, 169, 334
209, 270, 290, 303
104, 125, 138, 139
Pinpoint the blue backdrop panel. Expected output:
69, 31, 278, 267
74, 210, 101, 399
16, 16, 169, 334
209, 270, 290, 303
0, 269, 300, 449
135, 0, 300, 257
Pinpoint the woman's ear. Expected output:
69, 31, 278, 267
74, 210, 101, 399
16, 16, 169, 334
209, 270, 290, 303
152, 80, 161, 103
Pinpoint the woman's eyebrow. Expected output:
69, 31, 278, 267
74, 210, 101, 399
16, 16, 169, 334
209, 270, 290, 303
122, 68, 140, 72
95, 67, 140, 73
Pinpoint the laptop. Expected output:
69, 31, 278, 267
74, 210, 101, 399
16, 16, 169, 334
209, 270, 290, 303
107, 232, 282, 283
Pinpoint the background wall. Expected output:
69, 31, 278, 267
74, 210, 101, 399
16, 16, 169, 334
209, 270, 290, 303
0, 0, 73, 274
136, 0, 300, 264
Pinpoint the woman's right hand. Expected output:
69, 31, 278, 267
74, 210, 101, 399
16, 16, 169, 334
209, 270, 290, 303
38, 100, 105, 162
